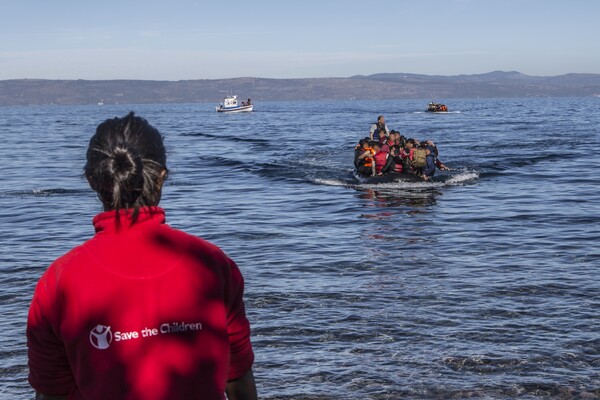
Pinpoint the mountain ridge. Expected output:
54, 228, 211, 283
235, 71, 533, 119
1, 71, 599, 105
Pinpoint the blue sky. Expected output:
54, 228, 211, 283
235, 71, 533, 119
1, 0, 599, 80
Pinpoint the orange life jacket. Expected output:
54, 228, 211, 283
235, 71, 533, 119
363, 147, 374, 167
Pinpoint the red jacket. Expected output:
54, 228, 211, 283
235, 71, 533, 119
374, 151, 388, 173
381, 140, 394, 154
400, 147, 414, 160
27, 207, 254, 400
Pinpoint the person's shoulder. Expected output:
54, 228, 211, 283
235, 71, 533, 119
191, 235, 228, 260
161, 225, 231, 266
37, 243, 90, 291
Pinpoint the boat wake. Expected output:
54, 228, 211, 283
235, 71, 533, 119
444, 169, 480, 184
311, 178, 350, 187
0, 188, 90, 198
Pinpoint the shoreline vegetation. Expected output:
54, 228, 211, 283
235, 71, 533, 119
1, 71, 600, 106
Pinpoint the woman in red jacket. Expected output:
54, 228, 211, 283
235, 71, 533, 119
27, 112, 257, 400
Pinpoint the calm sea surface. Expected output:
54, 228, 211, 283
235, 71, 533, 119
1, 98, 599, 399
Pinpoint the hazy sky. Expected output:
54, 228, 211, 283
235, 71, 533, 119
1, 0, 599, 80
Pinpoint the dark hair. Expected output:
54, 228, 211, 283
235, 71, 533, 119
377, 115, 384, 122
85, 112, 167, 220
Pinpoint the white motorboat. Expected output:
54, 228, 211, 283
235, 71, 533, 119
216, 95, 253, 113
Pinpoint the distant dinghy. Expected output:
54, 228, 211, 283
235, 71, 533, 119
216, 95, 253, 113
426, 102, 448, 112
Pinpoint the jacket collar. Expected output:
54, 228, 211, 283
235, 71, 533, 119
93, 206, 165, 234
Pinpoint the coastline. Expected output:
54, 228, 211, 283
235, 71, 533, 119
1, 71, 600, 106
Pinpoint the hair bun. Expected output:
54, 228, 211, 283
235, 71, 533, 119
111, 146, 142, 181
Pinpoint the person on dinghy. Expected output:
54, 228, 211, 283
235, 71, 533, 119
369, 115, 389, 140
355, 140, 375, 176
389, 145, 404, 174
399, 139, 417, 174
377, 129, 388, 147
387, 130, 397, 145
381, 131, 397, 154
421, 140, 449, 171
421, 146, 438, 181
372, 142, 394, 176
395, 132, 406, 153
431, 140, 450, 170
354, 138, 371, 166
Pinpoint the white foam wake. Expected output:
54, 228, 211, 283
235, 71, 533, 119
312, 178, 351, 187
445, 171, 479, 184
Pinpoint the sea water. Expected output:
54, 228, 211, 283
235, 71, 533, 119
0, 98, 598, 399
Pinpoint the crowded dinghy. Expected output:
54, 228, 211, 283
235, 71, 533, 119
426, 102, 448, 112
354, 115, 450, 183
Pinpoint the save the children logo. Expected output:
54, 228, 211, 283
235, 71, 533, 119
89, 321, 202, 350
89, 324, 113, 349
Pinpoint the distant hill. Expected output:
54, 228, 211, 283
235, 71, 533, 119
1, 71, 600, 106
